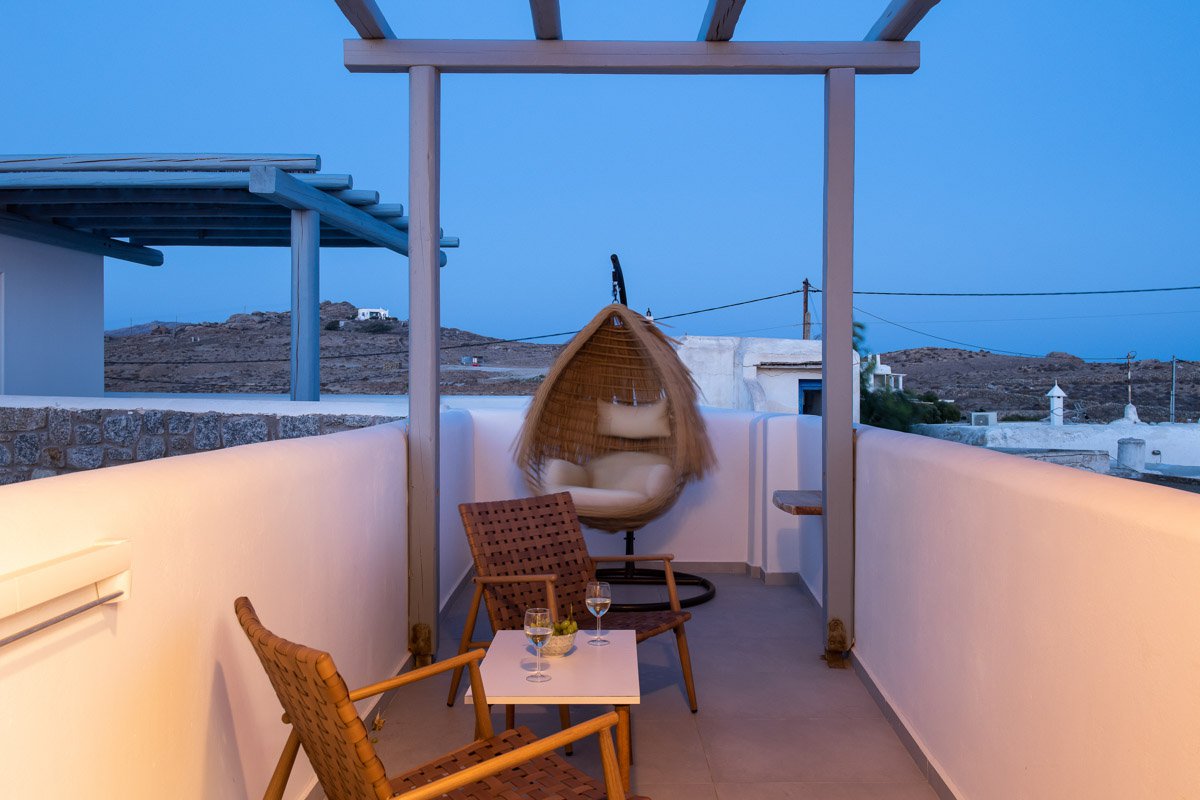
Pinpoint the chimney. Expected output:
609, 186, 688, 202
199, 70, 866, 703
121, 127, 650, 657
1046, 381, 1066, 426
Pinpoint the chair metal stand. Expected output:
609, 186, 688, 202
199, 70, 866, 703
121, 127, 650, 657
595, 529, 716, 612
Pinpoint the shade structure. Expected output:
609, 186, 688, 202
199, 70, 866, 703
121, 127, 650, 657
515, 304, 716, 532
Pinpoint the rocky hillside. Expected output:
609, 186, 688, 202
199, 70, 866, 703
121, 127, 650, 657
105, 301, 560, 395
880, 347, 1200, 423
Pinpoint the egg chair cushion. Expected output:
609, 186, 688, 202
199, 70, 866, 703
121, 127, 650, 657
542, 452, 674, 518
596, 400, 671, 439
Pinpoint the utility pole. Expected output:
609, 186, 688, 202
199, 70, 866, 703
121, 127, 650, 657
802, 278, 812, 340
1170, 355, 1177, 423
1126, 351, 1135, 406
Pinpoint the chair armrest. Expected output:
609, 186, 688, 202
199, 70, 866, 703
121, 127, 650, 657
393, 712, 624, 800
348, 649, 485, 702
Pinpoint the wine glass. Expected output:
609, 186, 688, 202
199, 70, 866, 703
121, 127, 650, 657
524, 608, 552, 683
585, 581, 612, 646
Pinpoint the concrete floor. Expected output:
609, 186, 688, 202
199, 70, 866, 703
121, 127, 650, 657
366, 572, 937, 800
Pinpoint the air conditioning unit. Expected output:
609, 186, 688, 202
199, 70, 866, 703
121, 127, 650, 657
971, 412, 997, 426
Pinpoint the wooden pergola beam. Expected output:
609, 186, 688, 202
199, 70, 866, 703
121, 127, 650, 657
0, 154, 320, 172
0, 210, 163, 266
698, 0, 748, 42
0, 188, 285, 206
249, 166, 421, 257
865, 0, 940, 41
528, 0, 562, 40
16, 202, 406, 220
0, 172, 353, 191
75, 215, 410, 231
345, 39, 919, 75
334, 0, 394, 39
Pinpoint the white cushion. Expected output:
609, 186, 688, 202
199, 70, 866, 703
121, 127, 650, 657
596, 400, 670, 439
559, 486, 649, 516
587, 451, 672, 494
544, 458, 587, 488
539, 451, 674, 517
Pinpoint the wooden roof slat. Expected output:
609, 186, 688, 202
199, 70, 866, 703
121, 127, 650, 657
528, 0, 562, 40
0, 154, 320, 173
0, 172, 353, 191
83, 217, 409, 233
248, 166, 435, 260
335, 0, 395, 39
0, 188, 284, 206
698, 0, 747, 42
345, 39, 920, 75
865, 0, 940, 41
0, 210, 162, 266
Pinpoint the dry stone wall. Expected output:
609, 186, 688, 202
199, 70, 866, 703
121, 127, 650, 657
0, 406, 402, 485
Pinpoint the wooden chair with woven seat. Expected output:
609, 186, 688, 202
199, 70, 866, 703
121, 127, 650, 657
235, 597, 644, 800
445, 492, 699, 718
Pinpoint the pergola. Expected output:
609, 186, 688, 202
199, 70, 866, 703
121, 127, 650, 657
332, 0, 941, 663
0, 153, 456, 400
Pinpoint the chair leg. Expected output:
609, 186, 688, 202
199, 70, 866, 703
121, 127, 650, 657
674, 624, 698, 713
447, 585, 484, 707
558, 704, 573, 756
505, 704, 515, 731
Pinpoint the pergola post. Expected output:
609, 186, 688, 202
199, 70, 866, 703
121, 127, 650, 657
289, 209, 320, 401
407, 64, 441, 664
821, 67, 856, 661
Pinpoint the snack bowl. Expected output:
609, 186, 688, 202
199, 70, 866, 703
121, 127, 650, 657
541, 631, 577, 657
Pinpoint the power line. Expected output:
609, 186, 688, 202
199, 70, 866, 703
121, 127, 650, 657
817, 284, 1200, 298
852, 306, 1131, 361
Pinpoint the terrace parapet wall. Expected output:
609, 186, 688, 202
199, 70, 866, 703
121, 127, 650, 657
0, 406, 402, 485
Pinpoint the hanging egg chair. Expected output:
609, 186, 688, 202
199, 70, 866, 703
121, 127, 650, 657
515, 303, 717, 609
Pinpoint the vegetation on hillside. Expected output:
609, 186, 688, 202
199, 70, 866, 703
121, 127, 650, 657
856, 322, 961, 432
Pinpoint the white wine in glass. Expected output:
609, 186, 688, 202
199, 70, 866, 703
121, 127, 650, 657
524, 608, 552, 682
585, 581, 612, 647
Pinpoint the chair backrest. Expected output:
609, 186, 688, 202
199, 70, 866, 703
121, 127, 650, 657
234, 597, 393, 800
458, 493, 595, 631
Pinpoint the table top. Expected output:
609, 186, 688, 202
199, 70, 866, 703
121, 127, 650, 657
772, 489, 824, 516
466, 629, 640, 705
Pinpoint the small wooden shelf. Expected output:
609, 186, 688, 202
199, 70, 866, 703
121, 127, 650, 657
772, 490, 824, 516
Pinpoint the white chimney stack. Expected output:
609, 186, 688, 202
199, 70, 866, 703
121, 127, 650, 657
1046, 381, 1066, 426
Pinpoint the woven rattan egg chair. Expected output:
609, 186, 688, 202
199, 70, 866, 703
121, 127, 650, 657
515, 303, 717, 610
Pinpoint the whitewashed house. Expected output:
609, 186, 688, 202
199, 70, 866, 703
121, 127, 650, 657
355, 307, 390, 321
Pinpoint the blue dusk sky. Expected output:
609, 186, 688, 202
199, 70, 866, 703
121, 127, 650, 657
1, 1, 1197, 360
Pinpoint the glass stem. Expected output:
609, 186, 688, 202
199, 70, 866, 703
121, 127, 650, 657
596, 613, 601, 639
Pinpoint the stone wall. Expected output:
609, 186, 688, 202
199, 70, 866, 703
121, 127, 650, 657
0, 406, 402, 485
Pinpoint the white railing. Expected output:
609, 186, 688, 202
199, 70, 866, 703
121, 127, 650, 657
855, 428, 1200, 800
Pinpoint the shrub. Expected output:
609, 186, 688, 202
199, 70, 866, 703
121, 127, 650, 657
324, 319, 342, 331
362, 319, 394, 334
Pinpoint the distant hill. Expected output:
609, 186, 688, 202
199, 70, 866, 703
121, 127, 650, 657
105, 311, 1199, 421
105, 301, 560, 395
880, 347, 1199, 424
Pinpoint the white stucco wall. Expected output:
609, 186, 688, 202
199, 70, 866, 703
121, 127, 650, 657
915, 419, 1200, 468
466, 406, 821, 581
0, 423, 410, 800
0, 233, 104, 396
855, 428, 1200, 799
676, 334, 860, 420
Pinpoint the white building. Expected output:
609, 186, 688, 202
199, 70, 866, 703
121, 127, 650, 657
0, 233, 104, 396
869, 361, 905, 392
355, 307, 390, 321
675, 335, 862, 421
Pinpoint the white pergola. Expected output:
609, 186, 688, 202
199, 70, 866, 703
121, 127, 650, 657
331, 0, 940, 662
0, 154, 457, 401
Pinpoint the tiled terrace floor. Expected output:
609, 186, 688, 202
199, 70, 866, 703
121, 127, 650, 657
367, 572, 936, 800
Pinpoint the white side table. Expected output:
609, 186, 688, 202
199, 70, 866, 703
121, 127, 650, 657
467, 629, 640, 790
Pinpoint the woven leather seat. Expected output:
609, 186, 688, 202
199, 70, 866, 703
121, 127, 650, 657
235, 597, 638, 800
446, 493, 699, 715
